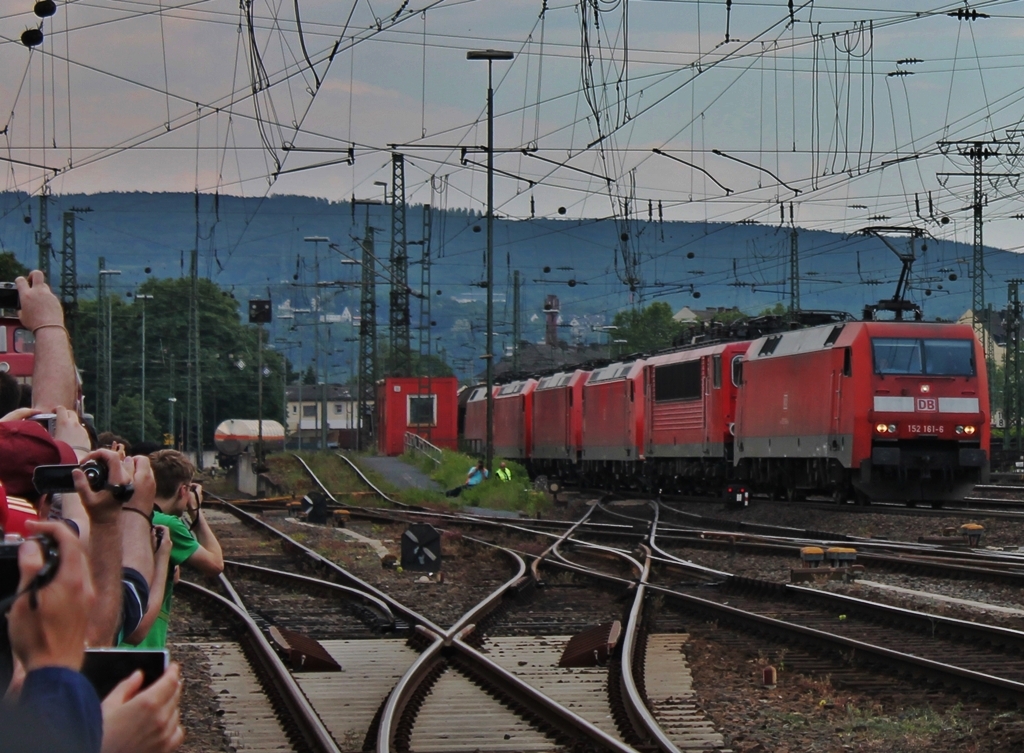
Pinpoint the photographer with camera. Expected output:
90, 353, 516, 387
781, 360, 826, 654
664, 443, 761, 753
5, 519, 102, 753
128, 450, 223, 649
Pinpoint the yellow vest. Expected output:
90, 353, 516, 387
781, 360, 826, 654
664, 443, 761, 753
496, 467, 512, 482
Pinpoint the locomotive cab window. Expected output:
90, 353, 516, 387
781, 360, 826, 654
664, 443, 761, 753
13, 328, 33, 354
872, 338, 974, 376
712, 355, 722, 389
731, 356, 743, 387
655, 361, 701, 402
407, 395, 437, 427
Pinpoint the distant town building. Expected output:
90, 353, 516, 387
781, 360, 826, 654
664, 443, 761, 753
284, 384, 359, 447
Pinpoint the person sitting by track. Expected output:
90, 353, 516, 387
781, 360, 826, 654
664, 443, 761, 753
496, 462, 512, 482
125, 450, 223, 648
445, 460, 489, 498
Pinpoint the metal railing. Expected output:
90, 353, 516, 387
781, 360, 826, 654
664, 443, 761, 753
404, 431, 443, 465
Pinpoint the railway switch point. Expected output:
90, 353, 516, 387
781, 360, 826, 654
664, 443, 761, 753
960, 522, 985, 547
268, 626, 342, 672
800, 546, 825, 567
558, 621, 622, 667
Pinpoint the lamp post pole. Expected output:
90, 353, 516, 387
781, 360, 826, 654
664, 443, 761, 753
467, 48, 514, 476
304, 237, 329, 450
136, 294, 154, 441
168, 396, 177, 449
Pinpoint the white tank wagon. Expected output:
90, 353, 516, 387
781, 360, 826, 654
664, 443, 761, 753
214, 419, 286, 456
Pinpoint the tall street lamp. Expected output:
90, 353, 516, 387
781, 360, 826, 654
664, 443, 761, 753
167, 396, 177, 449
304, 236, 330, 450
134, 293, 154, 441
467, 48, 514, 476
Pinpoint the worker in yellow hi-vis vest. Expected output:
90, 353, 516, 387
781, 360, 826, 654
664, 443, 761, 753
496, 461, 512, 482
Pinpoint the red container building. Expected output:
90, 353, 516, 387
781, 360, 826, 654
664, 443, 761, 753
531, 370, 588, 476
492, 379, 537, 460
734, 320, 989, 503
376, 377, 459, 456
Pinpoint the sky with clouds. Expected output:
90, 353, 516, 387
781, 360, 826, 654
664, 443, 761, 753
5, 0, 1024, 251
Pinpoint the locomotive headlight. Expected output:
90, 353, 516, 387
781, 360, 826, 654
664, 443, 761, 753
955, 425, 964, 434
876, 423, 889, 434
888, 424, 897, 433
964, 425, 976, 435
920, 384, 931, 393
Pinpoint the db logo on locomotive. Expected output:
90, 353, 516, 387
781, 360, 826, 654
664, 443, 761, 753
916, 397, 938, 412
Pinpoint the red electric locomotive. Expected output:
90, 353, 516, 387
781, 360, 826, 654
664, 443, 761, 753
462, 384, 495, 455
0, 310, 34, 386
530, 369, 588, 478
491, 378, 537, 461
643, 340, 751, 491
580, 359, 646, 484
734, 320, 989, 505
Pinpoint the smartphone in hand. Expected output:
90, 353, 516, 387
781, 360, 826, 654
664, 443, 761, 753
81, 648, 169, 699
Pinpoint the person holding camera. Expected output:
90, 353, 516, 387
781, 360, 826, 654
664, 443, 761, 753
128, 450, 223, 649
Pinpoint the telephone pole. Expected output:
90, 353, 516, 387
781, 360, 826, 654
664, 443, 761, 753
512, 270, 522, 372
97, 260, 121, 432
390, 153, 412, 376
788, 203, 800, 315
188, 247, 203, 468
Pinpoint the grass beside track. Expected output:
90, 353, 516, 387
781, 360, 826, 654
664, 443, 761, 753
398, 448, 551, 516
216, 450, 551, 516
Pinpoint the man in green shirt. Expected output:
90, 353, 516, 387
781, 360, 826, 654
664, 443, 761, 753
129, 450, 224, 648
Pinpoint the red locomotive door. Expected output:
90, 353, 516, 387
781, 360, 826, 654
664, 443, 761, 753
829, 369, 842, 455
702, 357, 711, 456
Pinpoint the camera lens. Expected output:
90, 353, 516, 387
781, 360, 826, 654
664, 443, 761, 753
80, 460, 108, 492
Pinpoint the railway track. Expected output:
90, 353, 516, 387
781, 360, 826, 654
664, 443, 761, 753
193, 467, 728, 753
198, 454, 1024, 750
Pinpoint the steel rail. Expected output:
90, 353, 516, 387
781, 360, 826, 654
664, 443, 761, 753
178, 579, 342, 753
217, 499, 444, 634
449, 632, 641, 753
223, 559, 397, 627
331, 452, 415, 508
645, 579, 1024, 704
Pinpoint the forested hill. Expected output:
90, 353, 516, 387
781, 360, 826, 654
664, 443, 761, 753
1, 191, 1022, 340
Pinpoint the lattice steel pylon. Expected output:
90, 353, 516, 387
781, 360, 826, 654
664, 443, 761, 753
938, 138, 1018, 395
358, 226, 378, 450
389, 153, 411, 376
1005, 280, 1023, 454
60, 212, 78, 336
35, 188, 52, 281
418, 204, 433, 361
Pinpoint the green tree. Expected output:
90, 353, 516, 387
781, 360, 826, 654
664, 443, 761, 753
74, 277, 286, 446
0, 252, 29, 281
758, 302, 787, 317
302, 365, 317, 385
611, 302, 683, 354
110, 395, 162, 447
